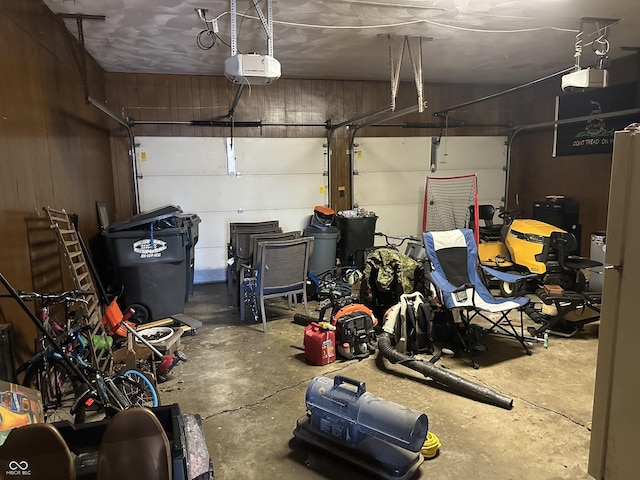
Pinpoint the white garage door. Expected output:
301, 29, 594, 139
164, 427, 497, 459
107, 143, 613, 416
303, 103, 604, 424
135, 137, 328, 283
353, 136, 507, 243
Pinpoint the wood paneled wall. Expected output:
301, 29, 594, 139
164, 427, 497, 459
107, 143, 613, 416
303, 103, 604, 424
0, 1, 115, 365
105, 73, 515, 216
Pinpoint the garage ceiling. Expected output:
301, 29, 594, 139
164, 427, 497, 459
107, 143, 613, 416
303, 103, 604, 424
43, 0, 640, 85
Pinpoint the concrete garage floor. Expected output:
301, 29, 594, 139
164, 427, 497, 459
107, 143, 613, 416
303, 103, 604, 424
159, 282, 599, 480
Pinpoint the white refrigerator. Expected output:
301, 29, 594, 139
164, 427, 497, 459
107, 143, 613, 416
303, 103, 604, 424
589, 127, 640, 479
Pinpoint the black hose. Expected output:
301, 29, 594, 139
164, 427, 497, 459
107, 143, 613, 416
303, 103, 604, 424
523, 304, 547, 324
293, 313, 318, 326
377, 333, 513, 410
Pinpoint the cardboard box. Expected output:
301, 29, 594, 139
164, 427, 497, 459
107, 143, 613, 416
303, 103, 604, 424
0, 380, 44, 445
544, 284, 564, 296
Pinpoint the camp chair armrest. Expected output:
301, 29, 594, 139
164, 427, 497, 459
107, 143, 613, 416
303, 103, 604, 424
481, 265, 536, 283
427, 270, 466, 294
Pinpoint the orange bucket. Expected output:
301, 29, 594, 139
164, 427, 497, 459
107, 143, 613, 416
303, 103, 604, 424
102, 297, 134, 337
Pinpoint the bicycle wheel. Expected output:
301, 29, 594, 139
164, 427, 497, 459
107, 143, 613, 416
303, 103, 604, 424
114, 369, 159, 408
23, 357, 85, 423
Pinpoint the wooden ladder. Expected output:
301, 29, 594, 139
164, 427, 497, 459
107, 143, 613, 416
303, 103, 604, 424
45, 207, 113, 374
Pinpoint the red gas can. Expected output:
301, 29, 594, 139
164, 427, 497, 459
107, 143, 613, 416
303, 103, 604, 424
304, 322, 336, 366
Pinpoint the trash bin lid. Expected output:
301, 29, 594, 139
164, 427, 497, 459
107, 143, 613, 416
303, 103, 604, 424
107, 205, 183, 232
175, 213, 202, 227
304, 224, 340, 235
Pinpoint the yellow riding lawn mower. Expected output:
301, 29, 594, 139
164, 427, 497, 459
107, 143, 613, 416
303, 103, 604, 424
477, 210, 601, 297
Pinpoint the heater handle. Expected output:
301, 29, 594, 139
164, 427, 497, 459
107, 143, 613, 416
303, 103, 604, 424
334, 375, 366, 397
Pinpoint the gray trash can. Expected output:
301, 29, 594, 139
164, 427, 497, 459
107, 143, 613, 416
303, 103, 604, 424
303, 225, 340, 275
589, 232, 606, 292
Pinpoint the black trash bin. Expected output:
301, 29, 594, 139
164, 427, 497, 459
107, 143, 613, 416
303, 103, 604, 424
335, 215, 378, 267
103, 205, 199, 321
175, 213, 201, 300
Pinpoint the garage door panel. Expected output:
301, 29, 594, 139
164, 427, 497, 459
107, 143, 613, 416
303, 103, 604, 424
193, 246, 226, 283
236, 138, 326, 174
196, 211, 228, 249
354, 172, 426, 205
139, 174, 325, 214
434, 137, 507, 170
138, 137, 228, 175
356, 138, 431, 172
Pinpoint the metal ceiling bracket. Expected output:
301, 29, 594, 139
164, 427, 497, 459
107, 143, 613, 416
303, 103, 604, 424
59, 14, 105, 103
387, 35, 431, 113
230, 0, 237, 56
230, 0, 275, 56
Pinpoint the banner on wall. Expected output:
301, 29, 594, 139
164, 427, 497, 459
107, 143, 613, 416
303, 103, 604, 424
553, 82, 638, 157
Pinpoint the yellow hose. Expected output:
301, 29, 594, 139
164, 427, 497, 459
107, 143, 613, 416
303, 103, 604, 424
421, 431, 441, 459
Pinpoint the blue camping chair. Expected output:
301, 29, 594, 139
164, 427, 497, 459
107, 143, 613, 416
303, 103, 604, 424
423, 228, 537, 369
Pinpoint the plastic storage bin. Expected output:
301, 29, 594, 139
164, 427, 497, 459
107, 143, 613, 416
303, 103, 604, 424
589, 232, 606, 292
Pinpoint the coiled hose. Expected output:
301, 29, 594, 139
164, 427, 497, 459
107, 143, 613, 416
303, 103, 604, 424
377, 333, 513, 410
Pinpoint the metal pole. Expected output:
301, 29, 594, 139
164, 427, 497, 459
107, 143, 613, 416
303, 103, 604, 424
435, 67, 575, 116
88, 96, 130, 128
333, 103, 393, 130
228, 83, 246, 118
354, 101, 428, 130
130, 120, 329, 127
87, 96, 140, 213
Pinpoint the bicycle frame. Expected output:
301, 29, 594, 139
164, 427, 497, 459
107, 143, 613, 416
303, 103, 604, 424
1, 274, 94, 386
1, 274, 158, 421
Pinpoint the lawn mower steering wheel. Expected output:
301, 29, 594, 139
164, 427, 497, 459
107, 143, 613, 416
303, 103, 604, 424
498, 209, 524, 222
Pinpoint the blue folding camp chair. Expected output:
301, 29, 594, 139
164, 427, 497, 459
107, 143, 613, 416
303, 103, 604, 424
423, 228, 538, 369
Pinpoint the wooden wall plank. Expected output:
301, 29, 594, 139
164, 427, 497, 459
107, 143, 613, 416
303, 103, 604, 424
1, 1, 114, 365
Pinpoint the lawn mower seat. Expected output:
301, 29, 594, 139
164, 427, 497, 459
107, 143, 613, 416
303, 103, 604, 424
97, 407, 172, 480
469, 204, 503, 241
0, 423, 75, 480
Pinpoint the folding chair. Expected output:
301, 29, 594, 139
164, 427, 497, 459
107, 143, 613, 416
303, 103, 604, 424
423, 228, 537, 369
227, 221, 281, 294
239, 237, 313, 333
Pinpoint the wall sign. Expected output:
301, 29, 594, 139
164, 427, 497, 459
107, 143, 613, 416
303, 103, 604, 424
554, 82, 638, 156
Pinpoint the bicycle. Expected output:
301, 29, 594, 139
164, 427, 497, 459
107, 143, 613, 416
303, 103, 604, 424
1, 274, 159, 424
374, 232, 422, 254
12, 289, 92, 423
